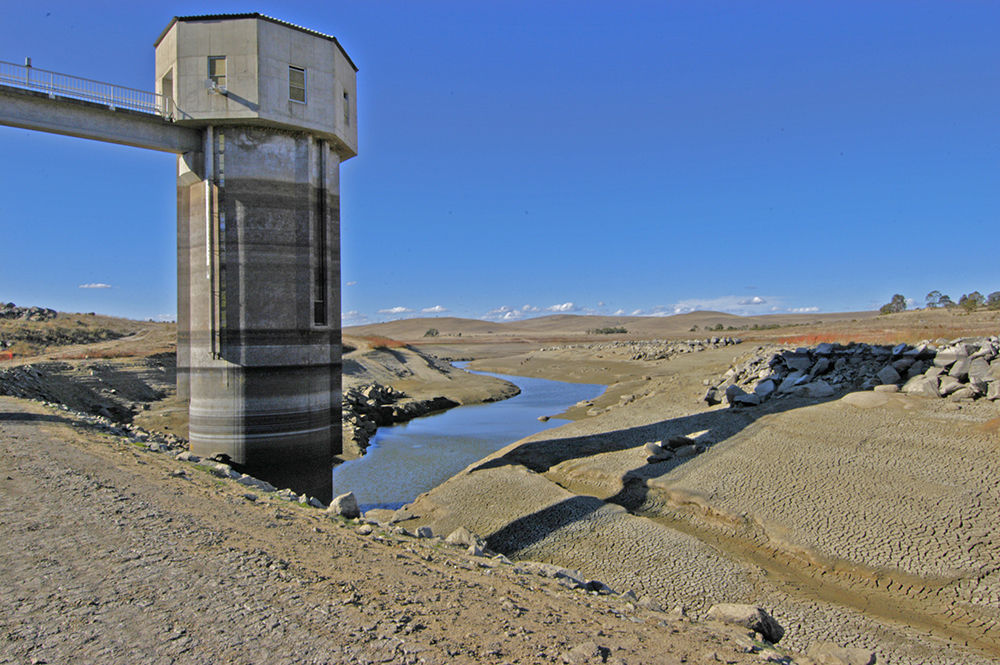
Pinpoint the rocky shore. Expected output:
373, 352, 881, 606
708, 336, 1000, 407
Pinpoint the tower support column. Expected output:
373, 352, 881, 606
177, 127, 341, 502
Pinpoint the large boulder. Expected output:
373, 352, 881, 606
876, 366, 901, 385
777, 371, 808, 394
706, 603, 784, 643
327, 492, 361, 519
967, 357, 993, 383
903, 375, 940, 398
794, 380, 835, 398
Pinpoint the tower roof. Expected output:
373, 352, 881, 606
155, 13, 357, 72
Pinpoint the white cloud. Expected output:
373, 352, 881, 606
482, 305, 526, 321
613, 309, 626, 316
154, 314, 175, 322
788, 307, 820, 313
545, 302, 578, 312
346, 281, 357, 286
422, 305, 449, 313
623, 295, 791, 317
377, 306, 414, 315
342, 311, 370, 323
79, 283, 112, 289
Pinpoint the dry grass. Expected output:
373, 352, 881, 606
362, 335, 408, 350
59, 348, 146, 360
774, 332, 918, 347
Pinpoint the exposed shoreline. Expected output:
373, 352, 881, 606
393, 335, 1000, 664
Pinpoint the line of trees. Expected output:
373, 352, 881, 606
927, 290, 1000, 312
880, 290, 1000, 315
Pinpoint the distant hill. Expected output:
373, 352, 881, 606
344, 310, 879, 342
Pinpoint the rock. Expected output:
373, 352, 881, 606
938, 375, 963, 396
725, 384, 747, 405
665, 605, 688, 622
903, 375, 940, 398
815, 343, 836, 355
416, 526, 433, 538
706, 603, 784, 644
806, 641, 876, 665
876, 366, 901, 385
211, 463, 240, 479
873, 384, 899, 393
810, 357, 831, 377
934, 349, 962, 368
784, 354, 813, 372
644, 441, 674, 463
948, 357, 971, 380
988, 382, 1000, 401
327, 492, 361, 519
236, 475, 277, 492
674, 444, 700, 457
968, 357, 993, 383
644, 441, 666, 456
308, 497, 325, 509
562, 641, 608, 664
794, 380, 835, 398
892, 342, 909, 356
950, 387, 976, 401
891, 357, 914, 372
666, 435, 695, 449
637, 595, 661, 612
777, 371, 808, 394
445, 526, 485, 549
702, 386, 722, 406
537, 415, 550, 422
754, 379, 776, 398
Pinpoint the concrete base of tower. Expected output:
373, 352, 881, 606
187, 362, 340, 503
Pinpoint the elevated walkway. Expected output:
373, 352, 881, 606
0, 60, 200, 154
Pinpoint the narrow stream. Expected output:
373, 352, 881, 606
331, 367, 605, 511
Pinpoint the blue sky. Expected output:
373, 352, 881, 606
1, 1, 997, 323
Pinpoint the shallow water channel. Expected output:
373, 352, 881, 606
331, 366, 605, 511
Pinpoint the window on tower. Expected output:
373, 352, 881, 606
289, 66, 306, 103
208, 56, 226, 89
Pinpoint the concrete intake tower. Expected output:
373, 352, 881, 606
156, 15, 357, 502
0, 14, 354, 500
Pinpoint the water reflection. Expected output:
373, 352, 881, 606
331, 367, 605, 511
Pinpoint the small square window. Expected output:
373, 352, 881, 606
208, 56, 226, 88
289, 66, 306, 103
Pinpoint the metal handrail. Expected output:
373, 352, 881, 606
0, 59, 176, 120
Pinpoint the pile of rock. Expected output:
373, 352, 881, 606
0, 303, 57, 321
342, 382, 459, 454
704, 337, 1000, 407
619, 337, 742, 362
540, 337, 742, 362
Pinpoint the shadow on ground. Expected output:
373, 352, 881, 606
478, 392, 843, 556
